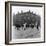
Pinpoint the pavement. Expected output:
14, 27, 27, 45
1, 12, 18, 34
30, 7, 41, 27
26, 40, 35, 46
12, 26, 40, 39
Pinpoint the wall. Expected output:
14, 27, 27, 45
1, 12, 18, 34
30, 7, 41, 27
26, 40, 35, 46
0, 0, 46, 46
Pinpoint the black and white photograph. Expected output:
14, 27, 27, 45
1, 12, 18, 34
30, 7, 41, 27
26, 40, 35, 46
5, 2, 45, 44
12, 6, 41, 39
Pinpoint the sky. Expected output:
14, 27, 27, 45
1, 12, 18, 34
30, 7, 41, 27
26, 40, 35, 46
12, 6, 43, 17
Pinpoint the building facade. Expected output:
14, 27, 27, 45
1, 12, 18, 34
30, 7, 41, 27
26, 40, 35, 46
13, 11, 40, 27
